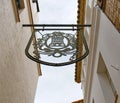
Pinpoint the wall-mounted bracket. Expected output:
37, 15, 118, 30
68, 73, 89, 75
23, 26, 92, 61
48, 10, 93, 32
32, 0, 40, 12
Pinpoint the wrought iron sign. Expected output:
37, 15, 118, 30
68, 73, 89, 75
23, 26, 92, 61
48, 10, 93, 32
36, 31, 76, 58
23, 24, 91, 66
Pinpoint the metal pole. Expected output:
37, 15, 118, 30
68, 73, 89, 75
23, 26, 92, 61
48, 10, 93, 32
22, 24, 91, 27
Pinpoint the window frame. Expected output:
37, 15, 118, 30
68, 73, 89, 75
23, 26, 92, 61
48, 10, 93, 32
12, 0, 25, 22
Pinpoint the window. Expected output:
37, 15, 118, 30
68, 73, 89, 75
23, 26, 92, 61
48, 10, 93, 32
97, 53, 117, 103
12, 0, 25, 22
16, 0, 25, 10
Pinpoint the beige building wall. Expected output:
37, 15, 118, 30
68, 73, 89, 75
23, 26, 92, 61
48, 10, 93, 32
82, 0, 120, 103
0, 0, 39, 103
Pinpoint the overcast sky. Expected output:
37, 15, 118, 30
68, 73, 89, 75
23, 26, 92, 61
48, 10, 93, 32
34, 0, 83, 103
38, 0, 77, 24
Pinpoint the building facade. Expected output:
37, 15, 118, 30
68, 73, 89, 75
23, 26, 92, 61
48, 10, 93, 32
0, 0, 41, 103
1, 0, 120, 103
81, 0, 120, 103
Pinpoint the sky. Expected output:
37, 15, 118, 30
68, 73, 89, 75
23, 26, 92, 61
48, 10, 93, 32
37, 0, 77, 24
34, 0, 83, 103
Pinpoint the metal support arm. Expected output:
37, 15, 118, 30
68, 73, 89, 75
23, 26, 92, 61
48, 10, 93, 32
32, 0, 40, 12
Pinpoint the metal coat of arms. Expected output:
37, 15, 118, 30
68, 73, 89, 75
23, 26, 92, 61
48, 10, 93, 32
36, 32, 77, 58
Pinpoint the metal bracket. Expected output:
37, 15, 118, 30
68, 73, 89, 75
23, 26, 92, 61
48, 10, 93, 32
32, 0, 40, 12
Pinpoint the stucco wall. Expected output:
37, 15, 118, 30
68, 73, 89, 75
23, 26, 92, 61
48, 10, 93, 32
87, 9, 120, 103
0, 1, 38, 103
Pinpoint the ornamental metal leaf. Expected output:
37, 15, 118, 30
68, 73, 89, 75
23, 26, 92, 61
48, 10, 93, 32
36, 32, 77, 58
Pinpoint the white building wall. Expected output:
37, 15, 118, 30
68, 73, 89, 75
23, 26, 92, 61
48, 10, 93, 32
0, 0, 39, 103
98, 10, 120, 103
84, 2, 120, 103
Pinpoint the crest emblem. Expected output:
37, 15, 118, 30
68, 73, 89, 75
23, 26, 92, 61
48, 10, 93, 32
35, 32, 77, 58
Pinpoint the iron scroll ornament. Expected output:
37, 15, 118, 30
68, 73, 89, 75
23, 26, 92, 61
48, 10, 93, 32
25, 29, 89, 66
36, 31, 77, 58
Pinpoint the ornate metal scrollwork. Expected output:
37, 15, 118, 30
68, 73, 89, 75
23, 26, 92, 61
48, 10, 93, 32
36, 32, 77, 58
24, 24, 90, 66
